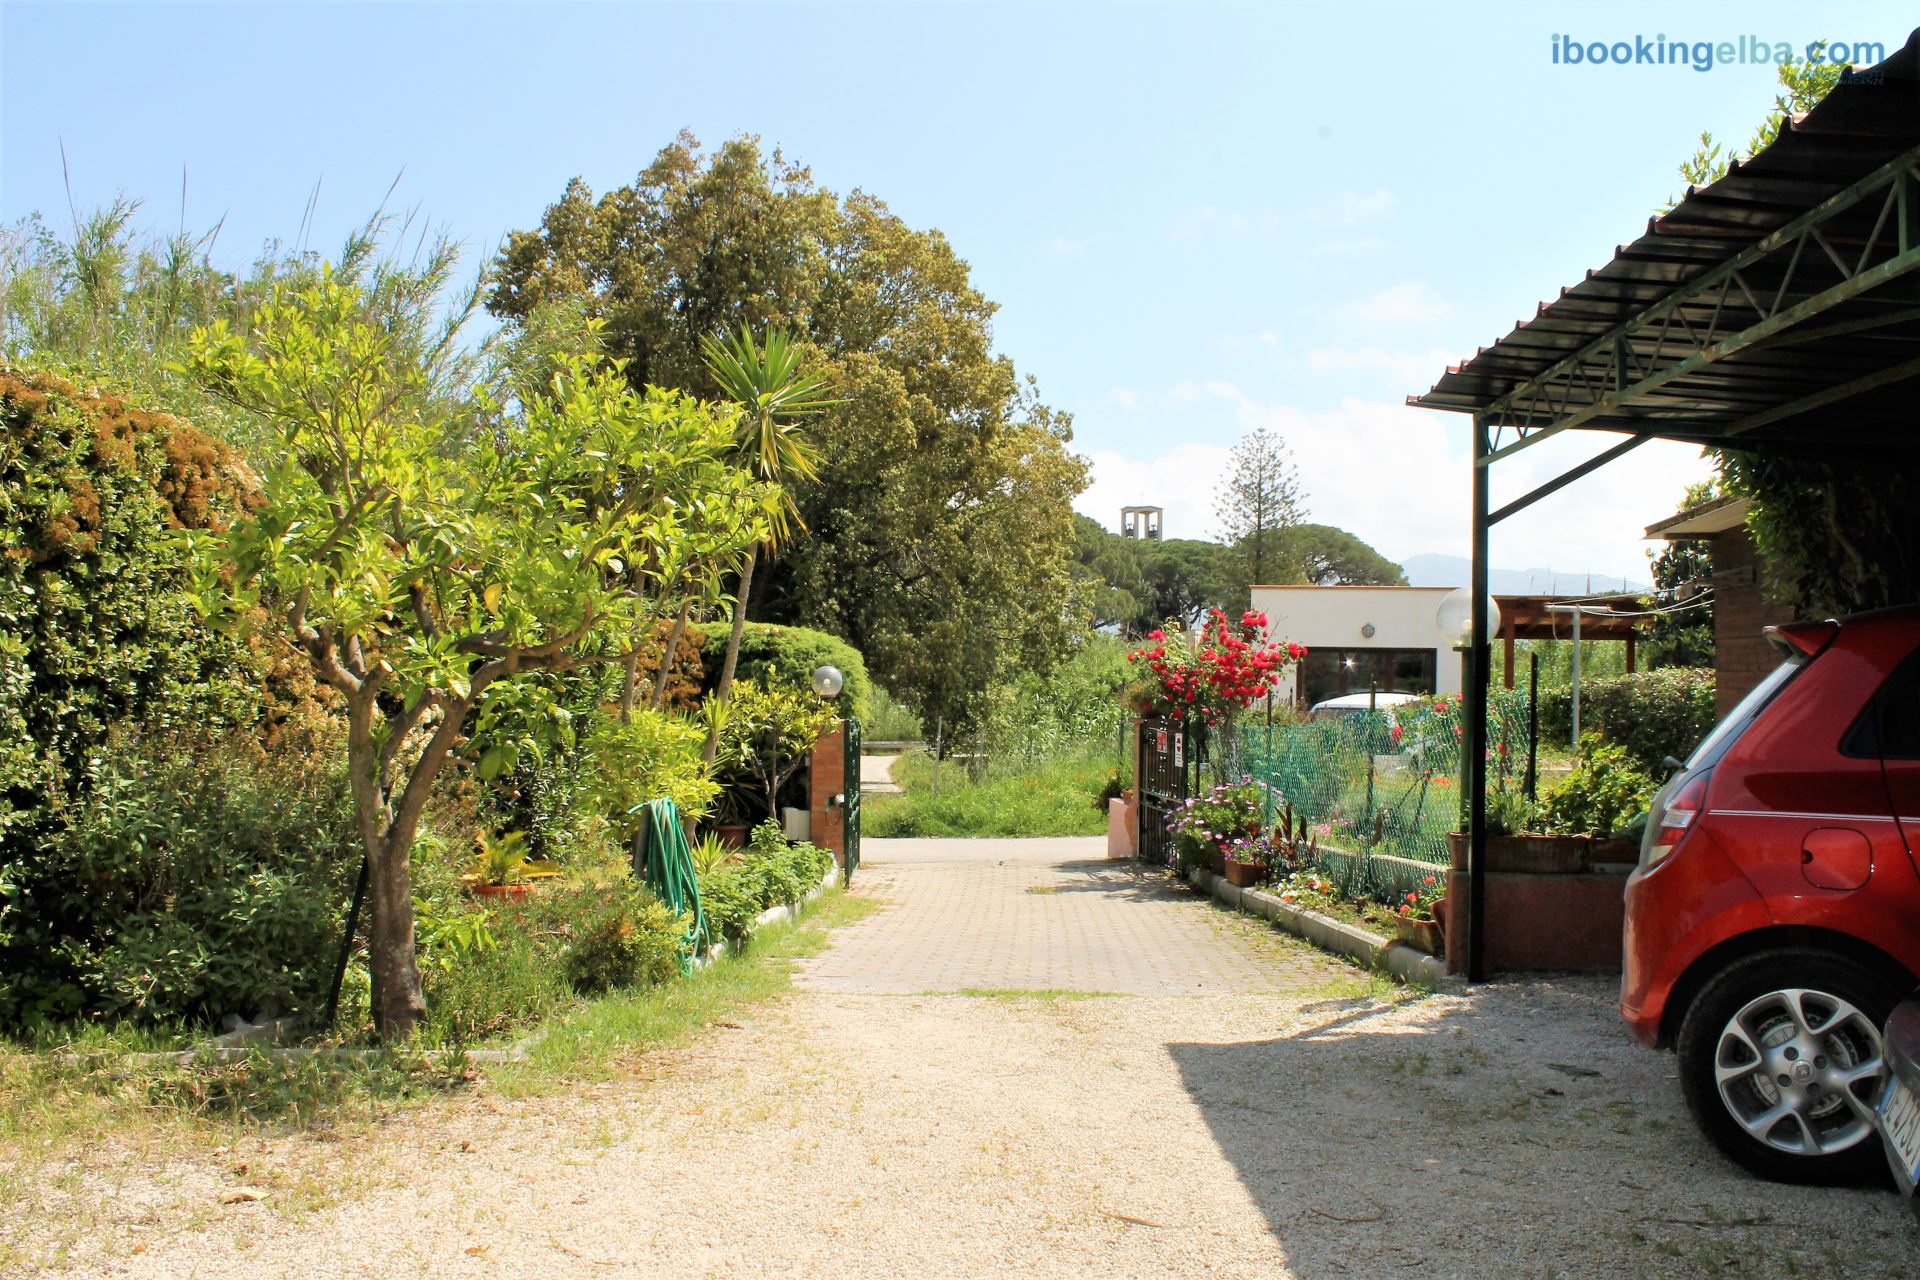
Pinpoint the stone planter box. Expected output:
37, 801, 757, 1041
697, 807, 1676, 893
1447, 831, 1591, 874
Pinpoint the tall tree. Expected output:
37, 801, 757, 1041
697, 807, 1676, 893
699, 324, 836, 763
181, 264, 768, 1040
489, 134, 1086, 736
1214, 426, 1304, 589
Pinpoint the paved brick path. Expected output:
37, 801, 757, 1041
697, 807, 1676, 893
798, 837, 1342, 995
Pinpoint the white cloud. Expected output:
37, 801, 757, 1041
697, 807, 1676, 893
1077, 384, 1712, 582
1047, 235, 1084, 257
1332, 281, 1454, 327
1108, 387, 1140, 410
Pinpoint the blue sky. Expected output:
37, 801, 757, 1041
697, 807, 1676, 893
6, 1, 1915, 579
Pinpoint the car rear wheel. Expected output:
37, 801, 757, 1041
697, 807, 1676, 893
1676, 948, 1900, 1184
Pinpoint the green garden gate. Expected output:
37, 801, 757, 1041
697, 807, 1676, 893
842, 715, 861, 884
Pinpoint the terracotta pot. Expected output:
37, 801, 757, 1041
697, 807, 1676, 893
1224, 860, 1263, 888
717, 823, 750, 848
472, 883, 531, 903
1394, 913, 1444, 956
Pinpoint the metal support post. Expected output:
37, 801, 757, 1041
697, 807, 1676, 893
1467, 417, 1492, 983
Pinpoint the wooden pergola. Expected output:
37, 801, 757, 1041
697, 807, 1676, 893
1493, 593, 1641, 689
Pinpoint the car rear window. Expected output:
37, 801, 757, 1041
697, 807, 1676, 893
1688, 658, 1803, 770
1842, 645, 1920, 758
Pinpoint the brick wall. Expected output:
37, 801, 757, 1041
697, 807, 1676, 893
810, 723, 847, 865
1712, 528, 1787, 720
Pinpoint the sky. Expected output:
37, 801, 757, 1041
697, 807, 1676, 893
5, 1, 1916, 581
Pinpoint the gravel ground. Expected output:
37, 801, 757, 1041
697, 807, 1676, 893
24, 845, 1920, 1279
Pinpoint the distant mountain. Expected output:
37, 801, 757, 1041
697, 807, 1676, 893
1398, 553, 1647, 596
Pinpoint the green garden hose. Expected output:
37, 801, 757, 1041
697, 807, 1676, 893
633, 798, 711, 974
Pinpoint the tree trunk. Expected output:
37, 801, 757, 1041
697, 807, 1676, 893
619, 643, 644, 724
652, 599, 693, 712
703, 544, 758, 767
364, 829, 426, 1038
344, 708, 427, 1042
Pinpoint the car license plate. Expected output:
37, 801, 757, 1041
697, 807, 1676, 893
1878, 1077, 1920, 1192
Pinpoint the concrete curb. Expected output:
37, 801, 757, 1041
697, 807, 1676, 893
1182, 866, 1459, 989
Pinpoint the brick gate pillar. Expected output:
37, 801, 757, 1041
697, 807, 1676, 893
810, 722, 847, 866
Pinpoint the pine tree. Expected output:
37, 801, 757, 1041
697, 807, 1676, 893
1215, 426, 1305, 588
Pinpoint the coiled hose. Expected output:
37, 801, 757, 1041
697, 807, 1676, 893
632, 798, 711, 974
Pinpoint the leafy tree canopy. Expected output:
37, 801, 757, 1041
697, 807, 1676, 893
490, 133, 1086, 735
1271, 523, 1406, 587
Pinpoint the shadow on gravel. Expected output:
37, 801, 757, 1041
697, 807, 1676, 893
1167, 977, 1914, 1278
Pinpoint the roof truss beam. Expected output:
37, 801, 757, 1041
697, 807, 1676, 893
1468, 146, 1920, 465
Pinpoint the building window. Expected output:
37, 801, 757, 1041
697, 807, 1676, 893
1297, 647, 1437, 707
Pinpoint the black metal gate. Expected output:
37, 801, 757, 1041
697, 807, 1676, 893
842, 715, 861, 884
1137, 713, 1201, 867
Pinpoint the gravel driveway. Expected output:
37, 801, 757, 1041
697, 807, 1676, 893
39, 839, 1918, 1278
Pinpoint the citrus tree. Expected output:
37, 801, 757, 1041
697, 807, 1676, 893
179, 270, 771, 1039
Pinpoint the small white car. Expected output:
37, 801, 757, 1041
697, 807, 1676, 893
1306, 691, 1422, 721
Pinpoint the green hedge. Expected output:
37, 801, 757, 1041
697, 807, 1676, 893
697, 621, 871, 723
1537, 668, 1716, 773
0, 371, 309, 1030
697, 821, 836, 950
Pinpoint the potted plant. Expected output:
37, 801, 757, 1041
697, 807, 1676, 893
713, 678, 836, 844
1448, 786, 1590, 873
464, 830, 550, 901
1164, 779, 1267, 876
1393, 873, 1447, 955
1224, 836, 1269, 888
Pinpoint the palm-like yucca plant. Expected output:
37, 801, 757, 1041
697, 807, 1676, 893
699, 324, 842, 762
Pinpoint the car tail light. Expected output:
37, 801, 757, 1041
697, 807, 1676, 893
1644, 772, 1709, 867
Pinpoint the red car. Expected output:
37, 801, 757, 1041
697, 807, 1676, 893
1622, 606, 1920, 1183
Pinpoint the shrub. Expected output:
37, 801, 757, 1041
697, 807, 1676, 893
695, 822, 834, 951
698, 621, 870, 721
5, 730, 360, 1030
0, 371, 301, 1017
559, 889, 682, 995
1544, 735, 1659, 838
417, 873, 683, 1044
1536, 668, 1716, 773
573, 707, 720, 829
984, 635, 1132, 764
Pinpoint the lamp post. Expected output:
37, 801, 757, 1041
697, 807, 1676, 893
812, 665, 857, 883
1436, 587, 1501, 982
810, 665, 844, 701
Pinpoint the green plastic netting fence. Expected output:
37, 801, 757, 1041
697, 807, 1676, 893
1235, 690, 1534, 900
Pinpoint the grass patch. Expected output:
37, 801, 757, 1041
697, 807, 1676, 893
864, 746, 1121, 837
494, 889, 876, 1090
0, 888, 875, 1260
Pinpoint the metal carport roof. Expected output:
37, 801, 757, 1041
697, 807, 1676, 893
1408, 29, 1920, 980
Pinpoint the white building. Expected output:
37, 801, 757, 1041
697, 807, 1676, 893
1250, 585, 1461, 707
